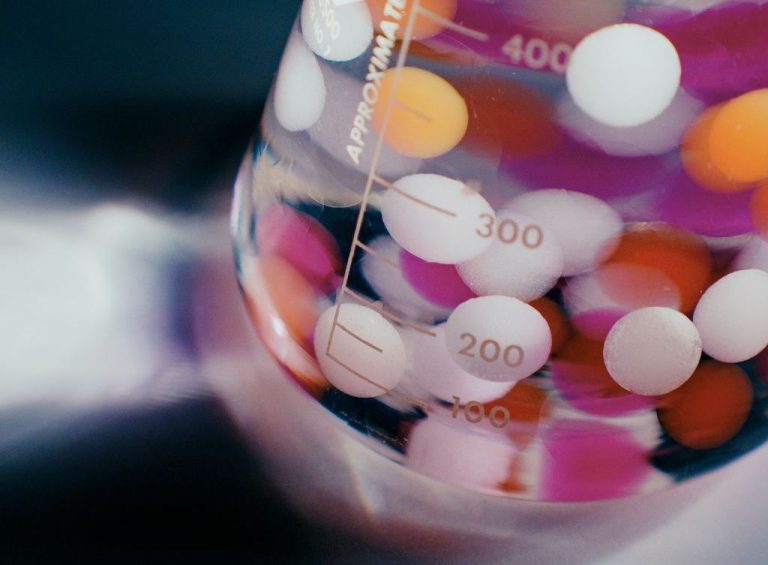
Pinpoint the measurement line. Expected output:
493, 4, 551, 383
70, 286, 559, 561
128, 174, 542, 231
326, 352, 427, 409
343, 288, 437, 337
342, 287, 380, 308
372, 174, 457, 217
391, 390, 427, 410
355, 241, 399, 268
326, 0, 424, 356
335, 322, 384, 353
415, 5, 490, 42
326, 352, 391, 393
394, 99, 433, 122
383, 311, 438, 337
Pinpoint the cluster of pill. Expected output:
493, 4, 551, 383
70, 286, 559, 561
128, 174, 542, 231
241, 0, 768, 499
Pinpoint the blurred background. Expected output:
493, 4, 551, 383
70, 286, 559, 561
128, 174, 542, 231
2, 2, 768, 563
0, 1, 356, 562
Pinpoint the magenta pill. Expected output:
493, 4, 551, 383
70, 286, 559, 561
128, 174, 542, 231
400, 249, 477, 308
541, 420, 650, 502
257, 205, 342, 294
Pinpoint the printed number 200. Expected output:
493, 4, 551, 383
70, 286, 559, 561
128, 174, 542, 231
459, 333, 524, 367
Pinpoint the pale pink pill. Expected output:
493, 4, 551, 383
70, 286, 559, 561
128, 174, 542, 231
406, 413, 517, 492
558, 89, 702, 157
733, 236, 768, 273
445, 296, 552, 383
407, 325, 514, 403
563, 264, 682, 339
506, 189, 623, 276
401, 250, 476, 308
257, 205, 341, 294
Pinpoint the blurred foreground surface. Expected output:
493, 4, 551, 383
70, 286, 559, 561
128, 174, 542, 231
2, 197, 767, 564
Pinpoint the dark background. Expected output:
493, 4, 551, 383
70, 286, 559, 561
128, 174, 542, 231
1, 1, 299, 205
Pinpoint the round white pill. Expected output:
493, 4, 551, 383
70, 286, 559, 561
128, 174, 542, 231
381, 174, 495, 264
457, 211, 564, 301
408, 325, 515, 403
445, 296, 552, 383
562, 270, 622, 322
604, 307, 702, 396
406, 413, 517, 491
301, 0, 373, 62
314, 303, 406, 397
506, 189, 623, 276
360, 236, 450, 322
558, 89, 703, 157
566, 23, 681, 127
274, 32, 326, 132
693, 269, 768, 363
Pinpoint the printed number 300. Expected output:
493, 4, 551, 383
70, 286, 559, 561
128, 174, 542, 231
476, 213, 543, 248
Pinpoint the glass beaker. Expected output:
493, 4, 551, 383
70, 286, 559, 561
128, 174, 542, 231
228, 0, 768, 556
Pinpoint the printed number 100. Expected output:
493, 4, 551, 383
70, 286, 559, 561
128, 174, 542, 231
451, 395, 512, 429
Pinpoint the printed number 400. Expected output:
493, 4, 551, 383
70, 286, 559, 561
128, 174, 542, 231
502, 35, 571, 74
